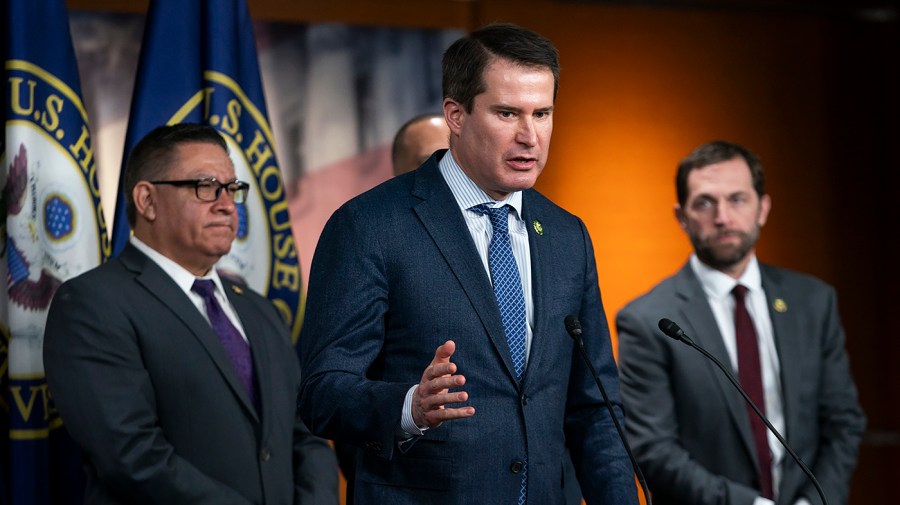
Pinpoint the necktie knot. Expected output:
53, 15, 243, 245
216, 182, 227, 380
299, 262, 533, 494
471, 204, 510, 235
192, 279, 216, 299
732, 284, 749, 303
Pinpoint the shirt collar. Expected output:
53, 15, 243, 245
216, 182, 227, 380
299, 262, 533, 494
438, 149, 524, 220
689, 253, 762, 300
130, 236, 227, 295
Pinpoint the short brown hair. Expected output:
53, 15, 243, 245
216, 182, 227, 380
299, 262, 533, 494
442, 23, 559, 113
676, 140, 765, 207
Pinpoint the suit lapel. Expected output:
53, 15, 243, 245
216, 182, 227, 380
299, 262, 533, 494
674, 265, 758, 463
411, 156, 520, 384
121, 245, 260, 421
519, 191, 548, 386
761, 265, 800, 450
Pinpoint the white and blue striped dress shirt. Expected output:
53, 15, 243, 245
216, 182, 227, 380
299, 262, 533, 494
438, 150, 535, 358
400, 150, 535, 437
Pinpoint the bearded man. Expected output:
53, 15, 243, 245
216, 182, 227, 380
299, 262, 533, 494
616, 140, 865, 505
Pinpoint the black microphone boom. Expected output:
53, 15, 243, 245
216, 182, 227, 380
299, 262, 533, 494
657, 318, 829, 505
564, 315, 652, 505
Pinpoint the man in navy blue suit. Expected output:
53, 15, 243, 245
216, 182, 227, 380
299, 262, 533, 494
299, 23, 639, 505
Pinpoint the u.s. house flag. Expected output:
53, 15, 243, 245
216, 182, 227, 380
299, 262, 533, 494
111, 0, 303, 340
2, 0, 110, 502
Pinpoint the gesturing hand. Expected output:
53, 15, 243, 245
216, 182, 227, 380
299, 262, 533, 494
412, 340, 475, 429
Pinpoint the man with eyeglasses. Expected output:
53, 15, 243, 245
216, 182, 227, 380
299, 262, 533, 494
43, 123, 339, 505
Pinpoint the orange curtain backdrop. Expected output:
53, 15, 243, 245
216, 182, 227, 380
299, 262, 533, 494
478, 2, 838, 349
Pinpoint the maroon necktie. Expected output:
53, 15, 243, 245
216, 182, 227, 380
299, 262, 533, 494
192, 279, 257, 410
732, 284, 774, 499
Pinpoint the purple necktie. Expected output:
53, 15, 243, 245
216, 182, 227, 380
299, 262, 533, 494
732, 284, 773, 499
192, 279, 257, 409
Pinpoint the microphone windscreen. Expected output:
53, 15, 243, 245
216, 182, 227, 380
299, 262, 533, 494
564, 315, 582, 338
657, 318, 683, 340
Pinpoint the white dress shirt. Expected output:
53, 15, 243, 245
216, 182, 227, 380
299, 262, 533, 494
130, 236, 249, 343
690, 254, 809, 505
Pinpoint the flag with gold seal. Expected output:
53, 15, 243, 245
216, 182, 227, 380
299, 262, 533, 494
2, 0, 110, 502
111, 0, 303, 342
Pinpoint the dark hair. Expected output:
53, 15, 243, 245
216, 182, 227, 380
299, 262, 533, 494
124, 123, 228, 227
442, 23, 560, 113
676, 140, 765, 207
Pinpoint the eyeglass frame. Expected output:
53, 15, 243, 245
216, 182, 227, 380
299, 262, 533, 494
148, 177, 250, 204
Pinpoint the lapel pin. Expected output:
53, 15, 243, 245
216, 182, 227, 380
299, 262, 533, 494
773, 298, 787, 313
532, 219, 543, 236
230, 285, 244, 295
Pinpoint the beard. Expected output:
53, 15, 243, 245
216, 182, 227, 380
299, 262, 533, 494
689, 226, 760, 271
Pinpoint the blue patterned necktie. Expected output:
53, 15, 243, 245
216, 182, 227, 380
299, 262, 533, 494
471, 203, 528, 505
192, 279, 257, 410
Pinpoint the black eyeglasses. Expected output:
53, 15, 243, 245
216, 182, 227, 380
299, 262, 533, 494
149, 177, 250, 204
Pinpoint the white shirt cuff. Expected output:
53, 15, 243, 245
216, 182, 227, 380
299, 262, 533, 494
401, 384, 428, 437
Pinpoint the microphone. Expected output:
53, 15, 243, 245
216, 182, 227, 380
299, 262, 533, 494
657, 318, 829, 505
564, 315, 652, 505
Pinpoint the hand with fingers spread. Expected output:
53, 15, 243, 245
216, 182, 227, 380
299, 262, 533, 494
412, 340, 475, 429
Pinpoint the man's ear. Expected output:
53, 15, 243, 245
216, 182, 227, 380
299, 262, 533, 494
758, 194, 771, 227
133, 182, 157, 222
443, 98, 464, 137
674, 203, 687, 231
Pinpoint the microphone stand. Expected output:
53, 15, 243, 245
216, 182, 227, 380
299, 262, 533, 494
565, 316, 652, 505
659, 319, 829, 505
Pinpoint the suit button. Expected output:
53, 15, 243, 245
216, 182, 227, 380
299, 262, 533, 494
520, 394, 529, 406
510, 461, 524, 474
259, 448, 271, 462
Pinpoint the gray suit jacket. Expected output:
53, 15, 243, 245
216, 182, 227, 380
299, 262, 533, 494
616, 262, 865, 505
298, 151, 638, 505
44, 244, 338, 505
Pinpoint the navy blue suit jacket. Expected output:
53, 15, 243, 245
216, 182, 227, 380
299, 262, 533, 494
299, 151, 638, 504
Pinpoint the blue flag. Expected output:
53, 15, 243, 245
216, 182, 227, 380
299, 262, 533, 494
111, 0, 303, 340
2, 0, 110, 503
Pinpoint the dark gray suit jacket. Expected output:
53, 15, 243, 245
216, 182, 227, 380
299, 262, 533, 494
616, 262, 865, 505
43, 244, 338, 505
298, 151, 638, 504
